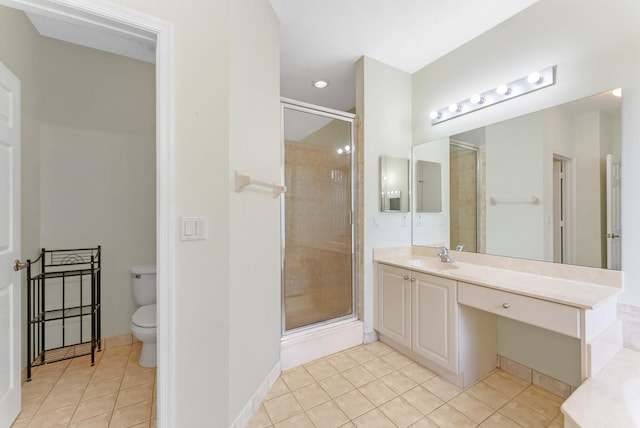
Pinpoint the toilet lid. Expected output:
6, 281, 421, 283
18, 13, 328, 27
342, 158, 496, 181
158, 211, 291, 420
132, 304, 156, 328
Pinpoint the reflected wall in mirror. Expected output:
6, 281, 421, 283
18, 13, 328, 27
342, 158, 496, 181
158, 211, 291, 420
412, 89, 622, 270
415, 160, 442, 213
380, 156, 410, 212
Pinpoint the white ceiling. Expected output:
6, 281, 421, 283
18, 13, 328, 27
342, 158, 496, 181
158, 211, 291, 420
269, 0, 539, 111
24, 0, 541, 112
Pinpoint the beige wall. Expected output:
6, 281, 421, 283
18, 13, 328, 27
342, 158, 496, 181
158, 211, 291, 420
38, 37, 156, 339
228, 0, 281, 420
107, 1, 282, 424
0, 5, 41, 375
356, 56, 413, 336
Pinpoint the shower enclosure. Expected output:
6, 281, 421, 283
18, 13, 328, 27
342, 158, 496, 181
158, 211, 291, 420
449, 140, 481, 253
281, 100, 356, 333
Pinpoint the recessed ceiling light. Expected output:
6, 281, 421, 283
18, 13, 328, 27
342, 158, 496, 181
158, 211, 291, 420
313, 79, 329, 89
612, 88, 622, 97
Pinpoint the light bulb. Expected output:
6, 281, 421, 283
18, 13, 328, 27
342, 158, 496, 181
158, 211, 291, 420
612, 88, 622, 97
470, 94, 484, 104
344, 145, 351, 152
430, 111, 440, 120
337, 148, 343, 154
448, 103, 460, 113
496, 84, 511, 95
527, 71, 543, 84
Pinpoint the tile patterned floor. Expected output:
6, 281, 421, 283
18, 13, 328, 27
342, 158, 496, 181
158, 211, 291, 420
11, 342, 156, 428
249, 342, 565, 428
11, 341, 565, 427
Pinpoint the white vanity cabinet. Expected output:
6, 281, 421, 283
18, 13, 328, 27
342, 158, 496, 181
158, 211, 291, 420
376, 263, 486, 382
376, 262, 505, 388
374, 249, 623, 390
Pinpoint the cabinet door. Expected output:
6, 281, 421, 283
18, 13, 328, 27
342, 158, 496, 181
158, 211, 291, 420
412, 272, 458, 372
377, 264, 411, 348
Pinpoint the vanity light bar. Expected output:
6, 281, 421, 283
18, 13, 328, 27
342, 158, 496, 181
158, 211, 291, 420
430, 66, 556, 125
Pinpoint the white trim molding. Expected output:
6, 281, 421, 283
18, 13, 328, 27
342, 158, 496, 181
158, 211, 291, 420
0, 1, 175, 426
363, 328, 378, 344
230, 362, 281, 428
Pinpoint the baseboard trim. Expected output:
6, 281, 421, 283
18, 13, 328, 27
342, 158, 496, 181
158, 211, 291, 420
280, 318, 364, 371
230, 361, 281, 428
363, 328, 378, 344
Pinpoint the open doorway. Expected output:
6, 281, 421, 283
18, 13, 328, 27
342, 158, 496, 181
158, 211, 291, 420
0, 1, 174, 426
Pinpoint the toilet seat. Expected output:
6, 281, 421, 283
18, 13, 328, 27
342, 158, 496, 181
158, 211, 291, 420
132, 304, 156, 328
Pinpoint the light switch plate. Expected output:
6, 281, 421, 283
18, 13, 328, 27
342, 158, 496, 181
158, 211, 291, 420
181, 217, 208, 241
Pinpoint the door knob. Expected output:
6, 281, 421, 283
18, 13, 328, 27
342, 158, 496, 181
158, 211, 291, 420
410, 278, 416, 282
502, 303, 511, 309
403, 276, 410, 281
604, 233, 620, 239
13, 259, 27, 271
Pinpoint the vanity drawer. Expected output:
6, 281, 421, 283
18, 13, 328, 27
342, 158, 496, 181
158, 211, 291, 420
458, 282, 580, 338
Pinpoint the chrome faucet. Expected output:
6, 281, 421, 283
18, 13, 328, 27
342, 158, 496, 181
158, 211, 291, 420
437, 247, 455, 263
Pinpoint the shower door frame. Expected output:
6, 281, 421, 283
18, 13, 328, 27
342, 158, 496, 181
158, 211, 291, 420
280, 98, 357, 336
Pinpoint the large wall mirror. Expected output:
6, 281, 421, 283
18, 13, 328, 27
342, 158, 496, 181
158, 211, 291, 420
412, 89, 622, 270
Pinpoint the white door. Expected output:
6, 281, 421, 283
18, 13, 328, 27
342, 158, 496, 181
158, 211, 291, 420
606, 154, 621, 270
0, 61, 21, 428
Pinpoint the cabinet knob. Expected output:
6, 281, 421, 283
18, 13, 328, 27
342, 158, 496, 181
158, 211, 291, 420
403, 276, 410, 281
502, 303, 511, 309
410, 277, 416, 282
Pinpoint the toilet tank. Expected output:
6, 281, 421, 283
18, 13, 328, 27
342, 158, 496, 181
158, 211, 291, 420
131, 264, 156, 306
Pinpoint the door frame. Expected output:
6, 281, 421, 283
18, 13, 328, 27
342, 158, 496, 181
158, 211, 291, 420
553, 155, 575, 265
280, 98, 357, 335
0, 0, 175, 426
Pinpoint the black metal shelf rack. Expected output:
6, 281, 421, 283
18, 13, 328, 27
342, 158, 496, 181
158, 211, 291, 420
26, 246, 102, 381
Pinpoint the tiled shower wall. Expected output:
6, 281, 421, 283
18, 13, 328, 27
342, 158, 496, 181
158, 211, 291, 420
450, 149, 478, 253
284, 144, 353, 331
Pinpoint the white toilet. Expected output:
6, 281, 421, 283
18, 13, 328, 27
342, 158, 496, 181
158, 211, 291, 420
130, 264, 157, 367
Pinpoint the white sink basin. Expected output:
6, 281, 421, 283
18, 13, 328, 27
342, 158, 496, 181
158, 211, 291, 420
405, 258, 459, 271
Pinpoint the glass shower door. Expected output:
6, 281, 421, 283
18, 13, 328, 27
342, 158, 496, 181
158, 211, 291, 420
281, 102, 355, 333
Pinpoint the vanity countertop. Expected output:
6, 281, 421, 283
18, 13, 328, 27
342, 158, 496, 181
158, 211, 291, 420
374, 251, 621, 310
